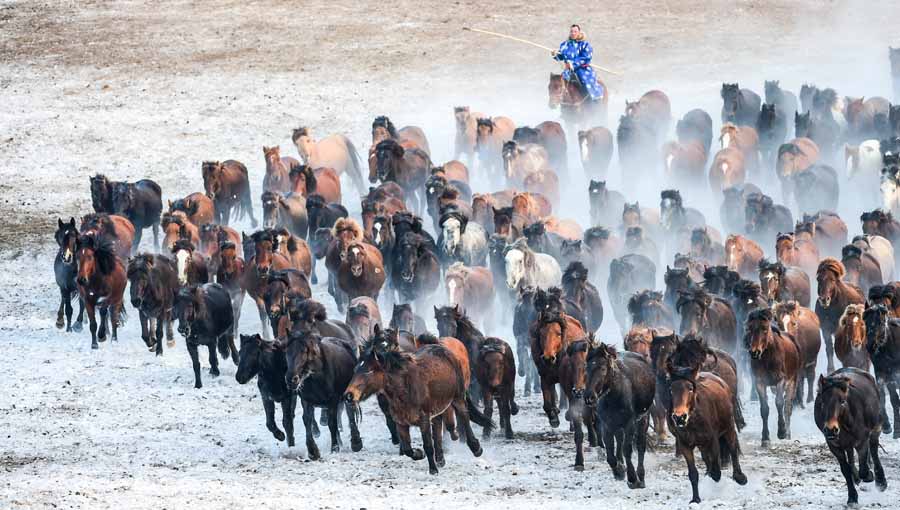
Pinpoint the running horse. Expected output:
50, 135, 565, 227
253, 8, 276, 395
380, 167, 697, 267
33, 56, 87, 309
548, 73, 608, 130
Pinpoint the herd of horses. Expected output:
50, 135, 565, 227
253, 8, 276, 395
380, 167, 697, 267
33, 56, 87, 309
49, 55, 900, 504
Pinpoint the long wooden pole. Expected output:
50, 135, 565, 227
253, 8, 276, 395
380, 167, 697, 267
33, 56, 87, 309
462, 26, 623, 76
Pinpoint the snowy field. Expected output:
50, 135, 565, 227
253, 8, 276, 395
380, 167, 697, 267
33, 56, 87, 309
3, 0, 900, 508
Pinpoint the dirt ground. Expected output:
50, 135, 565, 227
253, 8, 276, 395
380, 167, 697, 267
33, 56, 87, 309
3, 0, 900, 508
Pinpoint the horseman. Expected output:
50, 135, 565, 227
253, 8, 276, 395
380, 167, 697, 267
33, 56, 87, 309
552, 24, 604, 102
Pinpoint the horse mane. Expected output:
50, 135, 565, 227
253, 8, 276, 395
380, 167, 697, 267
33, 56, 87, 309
660, 189, 682, 203
290, 165, 317, 192
290, 298, 327, 323
451, 307, 484, 342
171, 238, 195, 254
331, 217, 363, 240
758, 258, 785, 275
628, 290, 665, 317
292, 127, 310, 142
480, 337, 508, 356
670, 333, 709, 371
583, 226, 611, 242
77, 234, 118, 275
675, 287, 711, 312
372, 116, 398, 138
476, 117, 494, 129
732, 279, 762, 299
747, 307, 774, 325
347, 302, 370, 319
817, 257, 845, 279
794, 220, 815, 236
562, 261, 589, 285
161, 212, 185, 229
841, 244, 863, 261
838, 303, 866, 329
187, 285, 209, 322
126, 253, 155, 278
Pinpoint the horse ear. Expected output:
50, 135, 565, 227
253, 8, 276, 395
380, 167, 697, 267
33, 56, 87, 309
817, 374, 826, 392
374, 323, 382, 335
69, 217, 76, 228
58, 218, 64, 229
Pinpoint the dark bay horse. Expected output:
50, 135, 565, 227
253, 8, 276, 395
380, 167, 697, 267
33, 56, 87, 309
54, 218, 84, 332
816, 258, 865, 373
236, 333, 297, 447
127, 253, 178, 356
110, 177, 163, 252
173, 284, 236, 389
202, 160, 257, 227
75, 235, 127, 349
548, 72, 608, 131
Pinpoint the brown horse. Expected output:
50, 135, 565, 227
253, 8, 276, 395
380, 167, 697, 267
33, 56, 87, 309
833, 304, 870, 370
841, 244, 883, 297
668, 366, 747, 504
80, 213, 135, 261
625, 89, 672, 143
291, 127, 366, 194
624, 326, 670, 441
432, 160, 470, 184
202, 160, 257, 227
475, 116, 516, 186
290, 164, 342, 204
662, 140, 706, 188
453, 106, 484, 166
171, 239, 209, 287
261, 192, 307, 240
262, 146, 298, 193
373, 139, 430, 214
511, 192, 552, 220
708, 147, 745, 198
198, 223, 241, 261
269, 227, 312, 276
816, 258, 865, 372
772, 300, 821, 404
338, 241, 385, 302
548, 73, 608, 131
370, 116, 431, 155
160, 212, 200, 252
578, 126, 614, 178
444, 263, 494, 330
776, 137, 819, 203
559, 337, 600, 469
168, 192, 214, 226
475, 337, 518, 439
796, 211, 848, 258
531, 313, 586, 428
523, 169, 560, 209
75, 235, 127, 349
776, 232, 819, 277
241, 230, 293, 340
744, 308, 800, 445
344, 334, 492, 475
719, 123, 760, 175
213, 241, 245, 340
725, 234, 764, 279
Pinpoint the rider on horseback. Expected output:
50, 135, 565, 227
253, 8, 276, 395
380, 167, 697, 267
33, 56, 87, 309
552, 24, 604, 101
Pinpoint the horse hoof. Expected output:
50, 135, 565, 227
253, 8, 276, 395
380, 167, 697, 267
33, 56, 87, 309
55, 319, 65, 329
734, 472, 748, 485
876, 477, 887, 491
351, 438, 363, 452
574, 464, 584, 472
274, 430, 286, 442
167, 339, 176, 348
411, 448, 425, 460
861, 471, 874, 483
627, 481, 645, 490
549, 416, 560, 428
761, 439, 770, 448
777, 430, 787, 440
194, 382, 202, 389
691, 496, 702, 504
91, 342, 99, 350
436, 457, 445, 467
510, 402, 519, 415
72, 322, 83, 332
613, 464, 626, 480
331, 444, 340, 453
471, 445, 483, 457
429, 467, 439, 475
307, 447, 321, 461
209, 369, 220, 377
505, 430, 514, 440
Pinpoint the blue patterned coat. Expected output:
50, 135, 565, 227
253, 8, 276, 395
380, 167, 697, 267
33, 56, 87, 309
554, 38, 603, 100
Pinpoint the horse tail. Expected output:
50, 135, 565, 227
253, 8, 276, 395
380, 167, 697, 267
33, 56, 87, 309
217, 334, 230, 359
343, 137, 366, 196
465, 392, 495, 432
240, 183, 257, 228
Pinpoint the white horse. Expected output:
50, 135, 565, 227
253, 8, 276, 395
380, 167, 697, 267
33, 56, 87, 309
853, 234, 895, 282
881, 167, 900, 217
504, 238, 561, 290
502, 141, 550, 187
440, 211, 487, 266
847, 139, 883, 205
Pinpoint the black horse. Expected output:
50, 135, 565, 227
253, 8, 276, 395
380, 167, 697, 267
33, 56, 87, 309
127, 253, 177, 356
284, 325, 362, 459
513, 286, 541, 396
562, 261, 603, 333
110, 177, 163, 252
393, 232, 441, 305
757, 103, 787, 164
863, 304, 900, 438
236, 333, 299, 447
306, 194, 347, 284
173, 283, 236, 389
54, 218, 84, 332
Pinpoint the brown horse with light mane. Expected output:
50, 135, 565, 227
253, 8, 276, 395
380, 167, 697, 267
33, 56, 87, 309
548, 73, 608, 130
291, 127, 366, 195
202, 160, 257, 227
290, 165, 342, 204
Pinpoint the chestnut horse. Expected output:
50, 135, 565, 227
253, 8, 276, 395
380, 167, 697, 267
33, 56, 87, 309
202, 160, 257, 227
241, 230, 293, 340
453, 106, 484, 166
833, 304, 869, 370
816, 258, 865, 373
775, 232, 819, 278
725, 234, 764, 279
772, 301, 821, 404
80, 213, 135, 261
290, 164, 342, 204
160, 212, 200, 252
530, 313, 586, 428
169, 192, 214, 226
444, 263, 494, 330
338, 241, 386, 302
262, 146, 298, 193
578, 126, 614, 178
75, 235, 127, 349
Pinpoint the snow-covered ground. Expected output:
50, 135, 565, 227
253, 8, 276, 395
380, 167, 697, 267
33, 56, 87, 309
3, 0, 900, 508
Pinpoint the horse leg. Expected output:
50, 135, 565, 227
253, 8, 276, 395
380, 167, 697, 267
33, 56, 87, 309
888, 381, 900, 439
707, 434, 722, 482
758, 381, 771, 446
154, 315, 164, 356
327, 403, 341, 453
64, 291, 74, 332
775, 380, 788, 440
540, 376, 560, 428
396, 423, 424, 460
824, 330, 835, 373
856, 439, 874, 483
602, 424, 622, 479
132, 227, 142, 255
559, 385, 569, 411
733, 390, 746, 431
347, 401, 362, 453
443, 408, 461, 443
284, 395, 297, 447
139, 310, 152, 350
98, 305, 108, 341
794, 368, 805, 409
111, 303, 121, 342
165, 309, 175, 346
377, 394, 399, 444
208, 342, 220, 377
614, 428, 626, 480
633, 416, 649, 488
831, 445, 859, 505
310, 257, 318, 285
725, 425, 747, 485
56, 288, 66, 329
481, 388, 493, 438
573, 413, 585, 471
500, 390, 514, 440
585, 404, 598, 447
255, 299, 271, 341
86, 301, 98, 349
451, 397, 483, 457
419, 415, 438, 475
680, 445, 702, 504
187, 342, 202, 389
877, 377, 893, 434
532, 363, 540, 394
152, 221, 160, 251
73, 296, 84, 332
869, 430, 888, 491
264, 399, 286, 442
302, 400, 321, 460
319, 408, 329, 429
431, 416, 445, 468
806, 364, 816, 404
